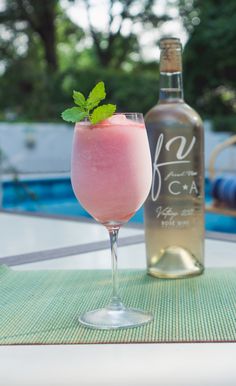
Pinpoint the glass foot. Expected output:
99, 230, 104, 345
79, 305, 153, 330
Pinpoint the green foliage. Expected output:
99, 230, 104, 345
0, 0, 160, 122
82, 0, 170, 69
0, 0, 234, 132
0, 59, 158, 122
180, 0, 236, 131
61, 67, 158, 118
0, 0, 59, 70
212, 116, 236, 134
56, 8, 85, 71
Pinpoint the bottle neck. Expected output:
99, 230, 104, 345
159, 71, 184, 101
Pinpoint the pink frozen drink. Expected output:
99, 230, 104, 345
71, 114, 152, 225
63, 83, 154, 329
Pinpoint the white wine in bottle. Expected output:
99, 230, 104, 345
144, 37, 204, 278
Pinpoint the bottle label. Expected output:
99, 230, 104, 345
152, 133, 197, 201
148, 132, 203, 229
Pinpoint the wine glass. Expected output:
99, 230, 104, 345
71, 113, 153, 329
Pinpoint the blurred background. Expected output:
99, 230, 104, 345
0, 0, 234, 126
0, 0, 236, 233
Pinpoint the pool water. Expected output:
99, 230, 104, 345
2, 178, 236, 234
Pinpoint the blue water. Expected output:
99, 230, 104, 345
2, 178, 236, 234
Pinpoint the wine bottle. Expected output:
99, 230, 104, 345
144, 37, 204, 278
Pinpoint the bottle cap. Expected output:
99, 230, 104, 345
160, 37, 181, 49
159, 37, 182, 73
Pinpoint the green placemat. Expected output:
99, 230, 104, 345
0, 265, 235, 345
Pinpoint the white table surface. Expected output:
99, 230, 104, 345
0, 212, 142, 258
0, 212, 235, 386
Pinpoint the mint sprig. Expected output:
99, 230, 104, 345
61, 81, 116, 124
91, 104, 116, 124
87, 81, 106, 109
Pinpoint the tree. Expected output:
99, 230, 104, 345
0, 0, 59, 71
0, 1, 85, 120
0, 1, 173, 120
82, 0, 170, 69
178, 0, 236, 130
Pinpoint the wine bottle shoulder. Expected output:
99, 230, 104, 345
145, 101, 203, 129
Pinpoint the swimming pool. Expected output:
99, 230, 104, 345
2, 177, 236, 234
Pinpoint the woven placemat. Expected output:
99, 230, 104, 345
0, 265, 235, 345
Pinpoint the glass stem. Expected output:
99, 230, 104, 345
108, 227, 123, 310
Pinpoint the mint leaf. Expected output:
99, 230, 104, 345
73, 90, 86, 108
61, 81, 116, 125
90, 104, 116, 124
61, 107, 88, 123
87, 81, 106, 110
